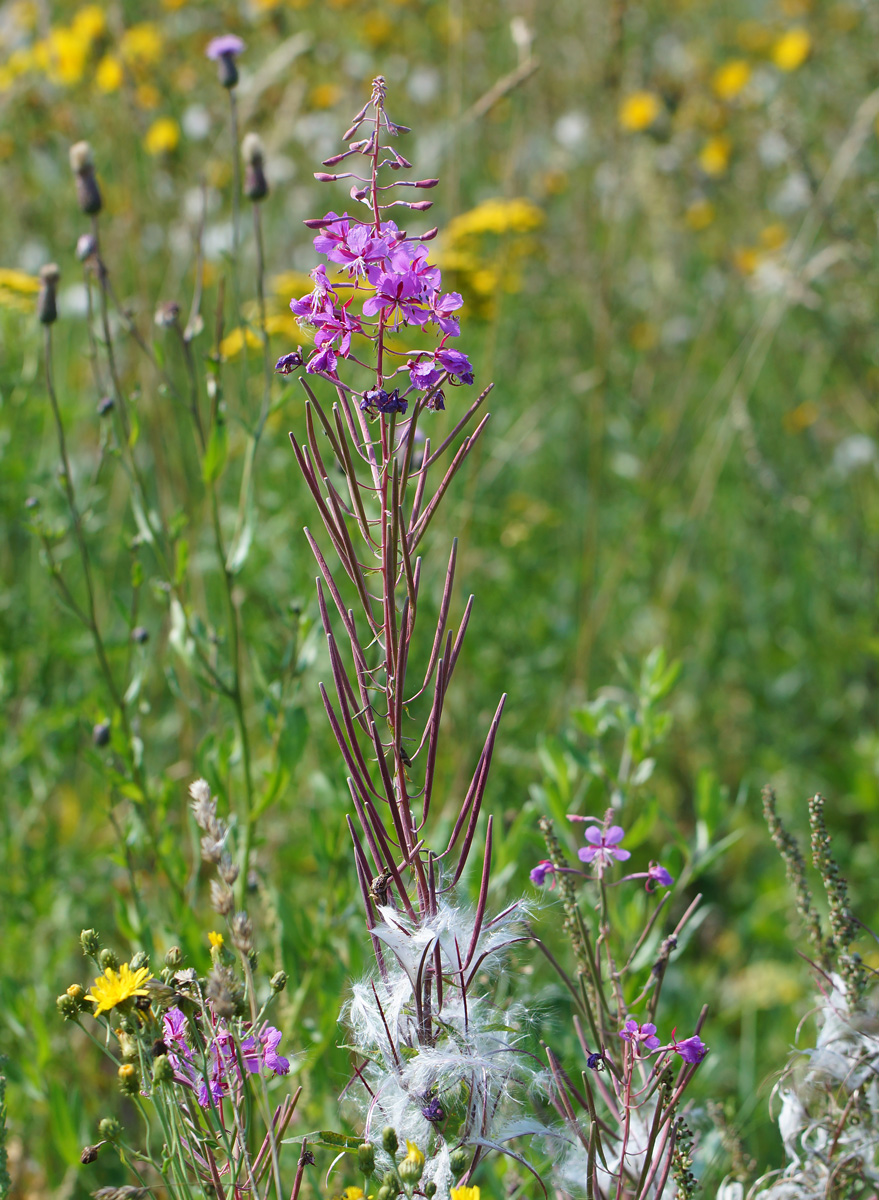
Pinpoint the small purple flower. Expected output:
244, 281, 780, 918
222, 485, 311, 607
362, 270, 429, 328
361, 388, 407, 416
435, 347, 473, 384
205, 35, 245, 88
646, 862, 674, 890
275, 350, 304, 375
306, 345, 338, 375
259, 1025, 291, 1075
205, 34, 246, 60
671, 1033, 708, 1064
427, 290, 463, 337
408, 356, 444, 392
420, 1095, 445, 1123
619, 1019, 661, 1052
578, 824, 631, 868
529, 860, 557, 888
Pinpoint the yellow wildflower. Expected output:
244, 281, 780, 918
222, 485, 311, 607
95, 55, 123, 93
219, 326, 263, 359
72, 5, 106, 42
736, 21, 773, 53
135, 83, 160, 110
208, 931, 224, 949
363, 13, 394, 46
772, 28, 811, 71
684, 198, 715, 231
144, 117, 180, 156
341, 1190, 364, 1200
0, 268, 41, 313
86, 963, 153, 1016
619, 91, 661, 132
444, 197, 543, 240
760, 223, 787, 251
451, 1190, 480, 1200
311, 82, 342, 109
37, 27, 89, 86
733, 247, 760, 275
699, 135, 732, 177
120, 23, 162, 67
783, 401, 819, 434
712, 59, 750, 101
161, 0, 188, 8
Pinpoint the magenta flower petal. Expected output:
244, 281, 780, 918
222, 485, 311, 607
206, 35, 245, 60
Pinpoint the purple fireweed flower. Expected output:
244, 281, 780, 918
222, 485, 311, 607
205, 34, 245, 60
311, 304, 361, 356
578, 824, 631, 867
275, 350, 304, 375
619, 1019, 661, 1052
408, 357, 444, 391
420, 1095, 445, 1123
435, 347, 474, 384
241, 1025, 291, 1076
306, 345, 338, 375
326, 224, 390, 282
529, 860, 557, 888
646, 862, 675, 890
586, 1052, 605, 1071
427, 290, 463, 337
670, 1031, 709, 1064
362, 270, 429, 328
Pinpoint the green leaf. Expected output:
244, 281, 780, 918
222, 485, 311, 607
202, 419, 228, 484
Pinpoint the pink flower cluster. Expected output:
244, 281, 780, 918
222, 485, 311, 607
162, 1006, 289, 1109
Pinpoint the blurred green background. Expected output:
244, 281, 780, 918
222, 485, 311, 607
2, 0, 879, 1193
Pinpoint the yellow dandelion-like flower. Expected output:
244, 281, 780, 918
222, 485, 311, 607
208, 931, 224, 949
363, 12, 394, 46
445, 197, 543, 240
311, 82, 342, 109
144, 117, 180, 156
772, 28, 811, 71
120, 22, 162, 67
403, 1141, 425, 1169
760, 223, 787, 251
341, 1189, 365, 1200
96, 55, 123, 92
38, 27, 89, 86
712, 59, 751, 101
685, 198, 716, 231
86, 963, 153, 1016
219, 326, 263, 359
72, 5, 106, 42
451, 1189, 480, 1200
783, 401, 819, 434
733, 246, 760, 275
0, 267, 41, 312
736, 21, 773, 53
135, 83, 160, 110
619, 91, 661, 132
699, 135, 732, 177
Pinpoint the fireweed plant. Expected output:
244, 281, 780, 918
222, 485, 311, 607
528, 653, 711, 1199
278, 77, 542, 1195
57, 779, 299, 1200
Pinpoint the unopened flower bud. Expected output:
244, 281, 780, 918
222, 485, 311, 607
399, 1141, 424, 1186
242, 133, 268, 202
69, 141, 102, 215
37, 263, 60, 325
449, 1148, 470, 1175
270, 970, 287, 993
80, 1144, 100, 1164
206, 35, 245, 89
152, 1055, 175, 1085
81, 928, 101, 956
164, 946, 183, 968
129, 950, 150, 972
66, 984, 87, 1008
381, 1172, 398, 1190
118, 1030, 138, 1060
57, 993, 80, 1019
425, 1184, 436, 1197
98, 1116, 122, 1141
381, 1126, 398, 1156
375, 1188, 393, 1200
357, 1142, 375, 1175
118, 1063, 140, 1095
99, 948, 120, 971
93, 721, 111, 747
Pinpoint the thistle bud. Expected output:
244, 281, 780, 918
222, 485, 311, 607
270, 970, 287, 993
381, 1126, 398, 1156
206, 35, 245, 89
69, 141, 102, 215
357, 1142, 375, 1175
57, 993, 79, 1019
92, 721, 111, 747
76, 232, 98, 261
242, 132, 268, 202
80, 1144, 100, 1164
129, 951, 150, 972
152, 1055, 175, 1085
98, 1117, 122, 1141
37, 263, 60, 325
449, 1148, 470, 1175
398, 1141, 424, 1186
164, 946, 183, 969
81, 928, 101, 956
99, 948, 120, 971
117, 1063, 140, 1095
